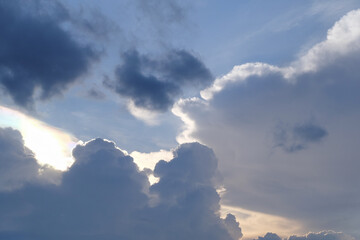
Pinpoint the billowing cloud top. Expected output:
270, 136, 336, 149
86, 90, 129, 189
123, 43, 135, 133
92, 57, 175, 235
0, 133, 242, 240
174, 8, 360, 238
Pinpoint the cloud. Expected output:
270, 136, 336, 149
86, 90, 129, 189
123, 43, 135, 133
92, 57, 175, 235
0, 127, 60, 192
0, 127, 40, 191
256, 232, 282, 240
0, 0, 98, 108
135, 0, 186, 24
0, 138, 241, 239
106, 49, 212, 112
173, 9, 360, 237
288, 231, 355, 240
254, 231, 355, 240
274, 122, 328, 153
224, 214, 243, 240
86, 88, 106, 100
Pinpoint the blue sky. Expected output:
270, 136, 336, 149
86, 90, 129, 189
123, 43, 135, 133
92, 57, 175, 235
1, 0, 360, 239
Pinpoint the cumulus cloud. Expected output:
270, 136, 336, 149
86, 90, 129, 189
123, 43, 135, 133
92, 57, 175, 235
106, 49, 212, 112
0, 0, 98, 108
256, 232, 282, 240
0, 127, 40, 191
224, 213, 243, 240
173, 8, 360, 237
0, 127, 60, 191
0, 138, 241, 239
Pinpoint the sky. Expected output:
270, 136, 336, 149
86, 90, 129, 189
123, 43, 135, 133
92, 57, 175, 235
0, 0, 360, 239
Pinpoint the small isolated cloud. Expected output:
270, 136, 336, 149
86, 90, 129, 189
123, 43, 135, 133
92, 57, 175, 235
0, 0, 98, 108
0, 138, 241, 240
274, 122, 328, 153
86, 88, 106, 100
106, 49, 212, 112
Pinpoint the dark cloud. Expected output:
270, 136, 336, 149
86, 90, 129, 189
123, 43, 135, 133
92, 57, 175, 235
255, 231, 354, 240
0, 138, 241, 239
0, 127, 39, 191
86, 88, 106, 100
256, 233, 282, 240
0, 127, 61, 192
107, 49, 212, 112
288, 231, 354, 240
274, 122, 328, 153
0, 0, 98, 108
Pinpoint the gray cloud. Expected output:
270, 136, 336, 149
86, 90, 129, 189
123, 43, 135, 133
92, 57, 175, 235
135, 0, 186, 24
254, 231, 355, 240
107, 49, 212, 112
0, 127, 39, 191
0, 0, 98, 108
256, 232, 282, 240
86, 88, 106, 100
0, 127, 59, 191
224, 214, 243, 240
288, 231, 354, 240
0, 138, 241, 239
274, 122, 328, 153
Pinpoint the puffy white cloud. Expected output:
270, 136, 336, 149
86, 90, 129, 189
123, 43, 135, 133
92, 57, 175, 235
174, 8, 360, 237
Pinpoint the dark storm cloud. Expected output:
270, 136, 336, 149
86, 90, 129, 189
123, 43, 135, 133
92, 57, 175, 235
0, 0, 98, 108
107, 49, 212, 111
274, 122, 328, 153
0, 138, 241, 239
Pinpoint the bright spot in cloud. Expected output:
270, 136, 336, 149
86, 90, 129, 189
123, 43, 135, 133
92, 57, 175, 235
127, 100, 160, 125
131, 149, 173, 185
220, 205, 303, 240
0, 106, 78, 170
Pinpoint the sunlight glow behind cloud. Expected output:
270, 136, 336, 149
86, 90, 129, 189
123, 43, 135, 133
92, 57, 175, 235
0, 106, 78, 170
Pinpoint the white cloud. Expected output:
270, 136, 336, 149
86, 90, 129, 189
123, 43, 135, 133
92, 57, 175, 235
127, 100, 161, 125
173, 8, 360, 238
